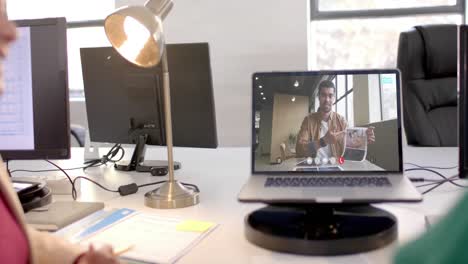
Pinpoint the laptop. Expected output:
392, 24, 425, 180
238, 69, 422, 204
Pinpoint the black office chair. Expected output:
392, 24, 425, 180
70, 124, 86, 147
397, 24, 457, 146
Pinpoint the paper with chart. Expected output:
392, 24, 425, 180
0, 27, 34, 150
342, 127, 368, 162
79, 210, 218, 264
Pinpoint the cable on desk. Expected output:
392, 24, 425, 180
421, 181, 447, 195
416, 177, 459, 188
16, 157, 201, 199
72, 176, 119, 193
420, 177, 468, 195
404, 162, 458, 170
83, 143, 125, 169
45, 161, 121, 198
405, 163, 458, 183
8, 164, 103, 174
179, 182, 200, 193
76, 179, 201, 197
9, 144, 125, 175
409, 178, 444, 182
406, 167, 468, 194
106, 143, 125, 162
45, 160, 77, 200
406, 168, 462, 187
68, 178, 201, 197
137, 181, 167, 188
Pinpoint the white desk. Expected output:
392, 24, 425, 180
8, 146, 466, 264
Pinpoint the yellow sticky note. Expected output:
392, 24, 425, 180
176, 220, 214, 233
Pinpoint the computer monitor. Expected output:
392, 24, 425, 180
81, 43, 217, 172
459, 25, 468, 178
0, 17, 70, 160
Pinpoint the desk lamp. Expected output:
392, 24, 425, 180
104, 0, 199, 209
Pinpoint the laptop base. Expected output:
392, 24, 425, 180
245, 204, 397, 255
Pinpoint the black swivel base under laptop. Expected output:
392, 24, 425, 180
245, 204, 397, 255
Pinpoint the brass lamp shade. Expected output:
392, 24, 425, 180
104, 6, 164, 68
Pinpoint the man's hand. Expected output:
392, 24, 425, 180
323, 130, 345, 145
77, 244, 121, 264
367, 126, 375, 144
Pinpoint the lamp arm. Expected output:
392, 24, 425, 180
145, 0, 174, 20
161, 48, 169, 74
161, 50, 175, 182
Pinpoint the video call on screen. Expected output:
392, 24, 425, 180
253, 72, 401, 173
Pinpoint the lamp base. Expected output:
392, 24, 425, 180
144, 180, 199, 209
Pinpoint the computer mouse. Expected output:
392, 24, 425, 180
306, 157, 313, 165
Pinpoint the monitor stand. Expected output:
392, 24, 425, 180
115, 135, 181, 174
245, 204, 397, 255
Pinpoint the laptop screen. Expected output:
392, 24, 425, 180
252, 70, 403, 173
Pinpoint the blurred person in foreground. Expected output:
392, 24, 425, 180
0, 1, 120, 263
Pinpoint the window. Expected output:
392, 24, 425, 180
380, 74, 398, 120
318, 0, 457, 12
7, 1, 115, 22
346, 75, 354, 126
7, 0, 115, 97
309, 0, 464, 69
333, 74, 354, 127
255, 111, 261, 129
332, 73, 396, 127
67, 27, 110, 96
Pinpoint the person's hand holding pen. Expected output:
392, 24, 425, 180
75, 244, 132, 264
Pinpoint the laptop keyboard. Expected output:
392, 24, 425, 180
264, 176, 391, 188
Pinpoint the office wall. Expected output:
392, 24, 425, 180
366, 119, 399, 171
353, 74, 380, 126
353, 74, 370, 126
258, 102, 273, 157
94, 0, 309, 147
70, 99, 88, 128
270, 93, 308, 163
466, 0, 468, 22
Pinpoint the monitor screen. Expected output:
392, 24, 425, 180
253, 70, 402, 173
81, 43, 217, 148
0, 18, 70, 160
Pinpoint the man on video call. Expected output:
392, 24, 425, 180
295, 80, 375, 161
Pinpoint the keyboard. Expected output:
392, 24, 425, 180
264, 176, 391, 187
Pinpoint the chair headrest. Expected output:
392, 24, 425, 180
415, 25, 457, 78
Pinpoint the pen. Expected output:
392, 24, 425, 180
114, 244, 135, 256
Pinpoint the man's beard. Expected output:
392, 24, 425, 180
320, 104, 332, 113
